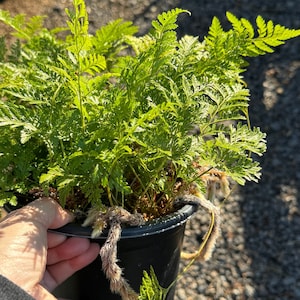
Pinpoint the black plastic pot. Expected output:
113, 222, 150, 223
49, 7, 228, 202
51, 204, 197, 300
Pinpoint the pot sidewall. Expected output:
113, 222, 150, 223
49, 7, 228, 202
53, 205, 196, 300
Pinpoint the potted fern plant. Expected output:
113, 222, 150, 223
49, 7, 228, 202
1, 0, 299, 299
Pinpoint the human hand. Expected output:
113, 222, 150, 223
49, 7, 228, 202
0, 197, 100, 300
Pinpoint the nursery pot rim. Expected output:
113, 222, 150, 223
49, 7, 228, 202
49, 204, 197, 240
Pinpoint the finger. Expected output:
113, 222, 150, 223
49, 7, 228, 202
47, 232, 68, 248
47, 237, 92, 265
44, 243, 100, 291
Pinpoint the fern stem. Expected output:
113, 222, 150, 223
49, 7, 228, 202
77, 72, 85, 131
140, 158, 170, 200
186, 166, 214, 186
59, 139, 66, 159
106, 186, 115, 207
72, 0, 86, 131
128, 163, 151, 201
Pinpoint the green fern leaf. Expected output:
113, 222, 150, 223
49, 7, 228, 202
94, 19, 138, 54
139, 266, 168, 300
241, 18, 255, 38
151, 8, 189, 34
252, 39, 275, 54
225, 12, 300, 56
0, 1, 299, 215
176, 35, 205, 71
0, 117, 37, 132
200, 83, 250, 134
126, 35, 155, 55
0, 102, 37, 133
226, 13, 300, 56
39, 166, 65, 184
65, 0, 92, 55
254, 16, 300, 51
256, 15, 268, 37
226, 12, 244, 34
65, 0, 89, 36
208, 16, 224, 38
0, 10, 44, 40
81, 53, 106, 74
214, 124, 266, 156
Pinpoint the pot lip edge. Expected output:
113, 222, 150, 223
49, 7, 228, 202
50, 204, 197, 240
3, 202, 198, 240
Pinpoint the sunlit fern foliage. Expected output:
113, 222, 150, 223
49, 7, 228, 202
0, 0, 299, 211
138, 267, 168, 300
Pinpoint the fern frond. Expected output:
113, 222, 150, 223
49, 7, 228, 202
175, 35, 205, 72
65, 0, 89, 36
241, 18, 255, 39
204, 18, 248, 81
226, 12, 248, 35
0, 117, 37, 132
80, 53, 106, 74
1, 2, 299, 224
139, 267, 168, 300
226, 12, 300, 56
209, 16, 225, 38
252, 15, 300, 53
200, 83, 250, 135
126, 35, 155, 55
39, 165, 65, 184
151, 8, 189, 34
65, 0, 92, 56
213, 124, 266, 156
0, 101, 36, 131
0, 10, 44, 40
94, 19, 138, 54
124, 9, 190, 95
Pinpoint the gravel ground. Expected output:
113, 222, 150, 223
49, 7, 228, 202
0, 1, 299, 299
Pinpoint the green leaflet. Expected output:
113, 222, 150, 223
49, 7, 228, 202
151, 8, 190, 33
0, 10, 44, 40
226, 11, 300, 55
139, 267, 168, 300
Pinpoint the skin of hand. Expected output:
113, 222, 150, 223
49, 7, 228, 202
0, 197, 100, 300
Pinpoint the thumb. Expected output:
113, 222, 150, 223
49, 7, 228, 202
26, 197, 74, 229
30, 284, 58, 300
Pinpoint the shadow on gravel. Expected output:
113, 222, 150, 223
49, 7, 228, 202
240, 53, 300, 299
